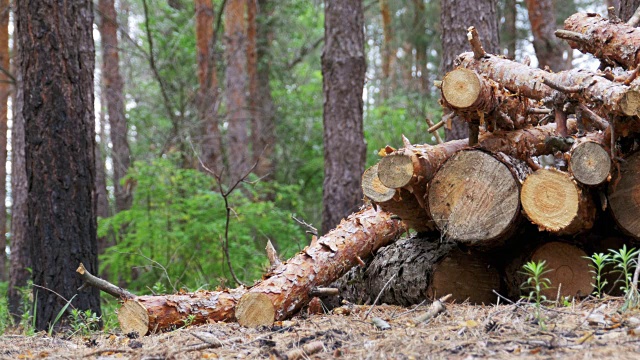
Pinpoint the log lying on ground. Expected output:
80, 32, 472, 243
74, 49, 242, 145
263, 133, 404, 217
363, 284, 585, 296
427, 149, 530, 247
234, 207, 404, 327
362, 164, 434, 233
506, 241, 593, 299
609, 151, 640, 239
569, 132, 611, 186
456, 52, 640, 117
558, 12, 640, 70
335, 237, 500, 306
521, 169, 596, 235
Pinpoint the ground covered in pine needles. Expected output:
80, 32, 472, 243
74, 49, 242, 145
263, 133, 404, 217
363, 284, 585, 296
3, 297, 640, 359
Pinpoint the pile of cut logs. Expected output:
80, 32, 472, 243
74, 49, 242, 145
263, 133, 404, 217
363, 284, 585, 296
86, 11, 639, 335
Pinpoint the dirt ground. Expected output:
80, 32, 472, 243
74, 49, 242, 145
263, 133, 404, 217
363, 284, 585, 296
3, 297, 640, 359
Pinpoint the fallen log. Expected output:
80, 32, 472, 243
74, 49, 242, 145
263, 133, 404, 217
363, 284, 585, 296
427, 149, 531, 247
609, 151, 640, 239
568, 131, 611, 186
520, 169, 596, 235
361, 164, 434, 233
558, 12, 640, 70
234, 207, 404, 327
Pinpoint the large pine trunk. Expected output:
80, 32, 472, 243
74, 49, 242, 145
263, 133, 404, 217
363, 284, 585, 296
525, 0, 570, 71
0, 0, 8, 282
18, 0, 101, 330
321, 0, 367, 234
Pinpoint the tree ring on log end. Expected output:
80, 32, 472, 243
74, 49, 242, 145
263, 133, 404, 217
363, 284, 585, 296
570, 141, 611, 186
530, 242, 592, 299
362, 164, 396, 203
609, 152, 640, 238
442, 68, 482, 109
427, 149, 520, 246
620, 90, 640, 117
235, 293, 276, 327
378, 153, 415, 189
118, 300, 150, 336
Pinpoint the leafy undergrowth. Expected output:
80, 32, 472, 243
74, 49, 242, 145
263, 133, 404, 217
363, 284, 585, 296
4, 298, 640, 359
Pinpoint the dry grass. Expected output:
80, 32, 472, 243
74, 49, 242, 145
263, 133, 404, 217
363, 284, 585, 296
3, 297, 640, 359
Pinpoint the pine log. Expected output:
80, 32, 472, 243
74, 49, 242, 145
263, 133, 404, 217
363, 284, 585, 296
361, 164, 435, 233
427, 149, 531, 247
559, 12, 640, 70
234, 207, 404, 327
521, 169, 596, 235
506, 241, 593, 299
456, 52, 640, 117
335, 237, 500, 306
568, 132, 611, 186
609, 151, 640, 239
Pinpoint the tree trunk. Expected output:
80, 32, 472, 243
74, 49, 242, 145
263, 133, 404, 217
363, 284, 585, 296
521, 169, 596, 235
8, 34, 29, 322
225, 0, 251, 183
379, 0, 394, 101
441, 0, 499, 141
196, 0, 224, 174
0, 0, 8, 282
17, 0, 101, 330
412, 0, 429, 96
525, 0, 570, 71
235, 207, 404, 327
559, 12, 640, 70
568, 132, 611, 186
501, 0, 517, 58
609, 151, 640, 239
427, 150, 530, 248
618, 0, 640, 22
95, 90, 111, 255
321, 0, 367, 235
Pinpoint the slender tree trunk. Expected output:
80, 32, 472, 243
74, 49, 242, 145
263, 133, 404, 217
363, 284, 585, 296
379, 0, 394, 101
18, 0, 101, 331
441, 0, 499, 140
196, 0, 223, 174
0, 0, 8, 282
321, 0, 367, 235
412, 0, 429, 96
619, 0, 640, 22
225, 0, 251, 183
99, 0, 131, 212
502, 0, 517, 58
525, 0, 570, 71
8, 27, 29, 322
96, 86, 111, 256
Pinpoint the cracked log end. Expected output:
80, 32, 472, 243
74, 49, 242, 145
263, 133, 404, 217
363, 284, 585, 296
620, 90, 640, 117
531, 242, 593, 299
442, 68, 482, 109
118, 300, 150, 336
521, 169, 594, 235
570, 141, 611, 186
235, 293, 275, 327
377, 153, 415, 189
362, 164, 396, 203
609, 152, 640, 238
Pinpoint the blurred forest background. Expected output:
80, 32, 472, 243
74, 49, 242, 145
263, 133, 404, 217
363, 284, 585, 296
0, 0, 634, 329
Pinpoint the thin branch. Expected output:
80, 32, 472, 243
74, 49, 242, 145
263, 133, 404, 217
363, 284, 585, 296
467, 26, 486, 59
76, 263, 135, 300
0, 64, 15, 84
554, 29, 589, 43
363, 273, 397, 320
286, 37, 324, 70
542, 76, 586, 93
291, 215, 318, 236
425, 117, 443, 144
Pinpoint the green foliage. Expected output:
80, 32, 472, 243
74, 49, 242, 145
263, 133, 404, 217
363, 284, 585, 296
520, 260, 551, 328
99, 156, 307, 293
0, 281, 10, 334
68, 308, 101, 337
585, 252, 612, 298
609, 245, 639, 294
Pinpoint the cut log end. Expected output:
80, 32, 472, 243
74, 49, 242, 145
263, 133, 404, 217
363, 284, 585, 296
442, 68, 482, 109
530, 242, 593, 299
362, 164, 396, 203
118, 300, 150, 336
521, 169, 594, 235
609, 152, 640, 238
570, 141, 611, 186
620, 90, 640, 117
235, 292, 276, 327
427, 150, 521, 246
377, 153, 415, 189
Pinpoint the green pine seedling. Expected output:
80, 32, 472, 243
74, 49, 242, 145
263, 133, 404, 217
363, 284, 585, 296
585, 252, 612, 298
520, 260, 552, 328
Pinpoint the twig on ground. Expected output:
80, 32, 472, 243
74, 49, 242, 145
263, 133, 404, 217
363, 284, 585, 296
363, 273, 397, 320
414, 294, 452, 323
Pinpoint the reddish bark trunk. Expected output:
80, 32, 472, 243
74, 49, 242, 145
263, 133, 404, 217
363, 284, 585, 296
525, 0, 570, 71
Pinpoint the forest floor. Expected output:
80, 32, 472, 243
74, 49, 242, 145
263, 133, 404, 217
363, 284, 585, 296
2, 297, 640, 359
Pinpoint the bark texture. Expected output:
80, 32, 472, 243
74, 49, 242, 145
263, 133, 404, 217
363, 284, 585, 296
17, 0, 101, 330
235, 207, 404, 327
321, 0, 367, 234
99, 0, 131, 212
502, 0, 517, 58
618, 0, 640, 22
379, 0, 394, 101
525, 0, 570, 71
441, 0, 499, 140
609, 151, 640, 239
0, 0, 8, 282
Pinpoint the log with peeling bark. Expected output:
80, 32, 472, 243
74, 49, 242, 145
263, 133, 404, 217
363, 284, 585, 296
609, 151, 640, 239
427, 149, 531, 247
505, 241, 594, 299
361, 164, 435, 233
456, 51, 640, 117
520, 169, 596, 235
234, 207, 404, 327
558, 12, 640, 70
568, 132, 612, 186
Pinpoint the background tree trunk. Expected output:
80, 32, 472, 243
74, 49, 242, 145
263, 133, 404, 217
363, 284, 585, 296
99, 0, 132, 212
502, 0, 517, 58
379, 0, 394, 101
618, 0, 640, 22
18, 0, 101, 330
440, 0, 499, 141
525, 0, 570, 71
96, 86, 111, 256
225, 0, 251, 183
0, 0, 8, 282
321, 0, 367, 234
